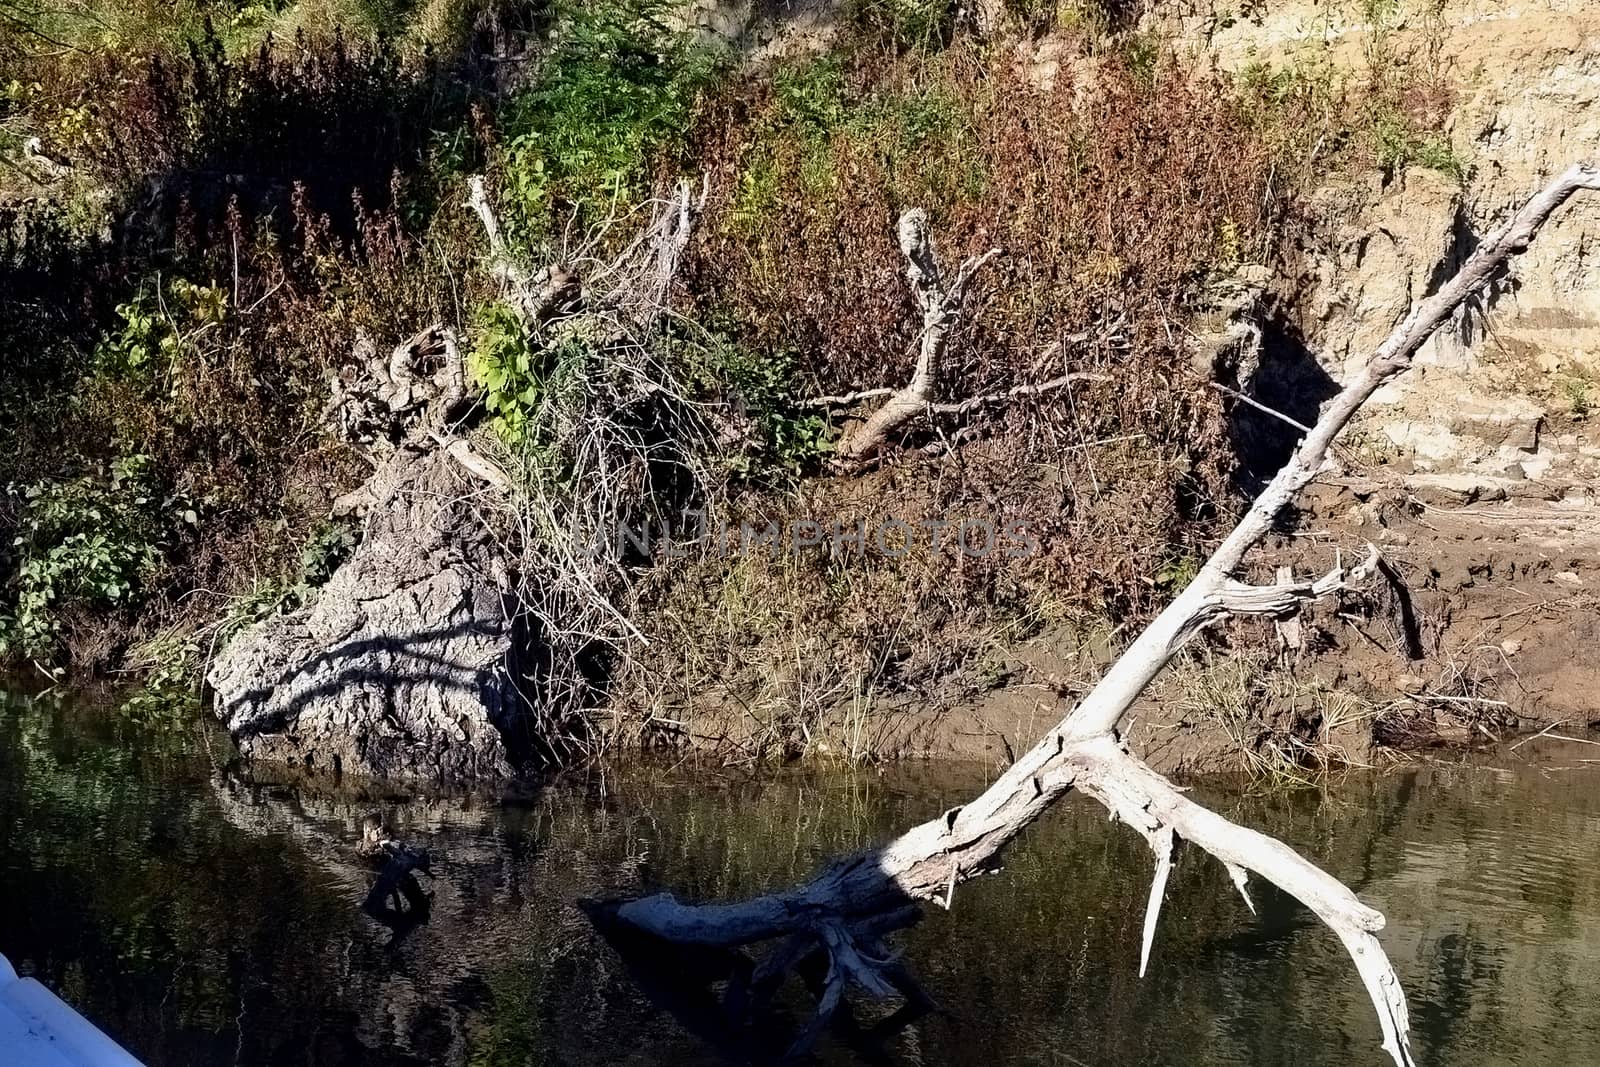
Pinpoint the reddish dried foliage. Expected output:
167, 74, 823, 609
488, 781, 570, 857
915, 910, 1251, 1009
677, 44, 1287, 622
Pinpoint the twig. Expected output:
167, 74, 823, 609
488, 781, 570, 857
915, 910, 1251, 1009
1419, 693, 1509, 707
927, 372, 1114, 416
1210, 382, 1315, 434
801, 386, 897, 408
1532, 732, 1600, 748
1509, 719, 1571, 752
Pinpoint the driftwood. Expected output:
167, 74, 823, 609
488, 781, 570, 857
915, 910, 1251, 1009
208, 313, 523, 782
831, 210, 1002, 468
597, 164, 1600, 1064
324, 323, 507, 517
823, 210, 1129, 469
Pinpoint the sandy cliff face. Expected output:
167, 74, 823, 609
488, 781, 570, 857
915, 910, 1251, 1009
1123, 1, 1600, 770
1167, 0, 1600, 499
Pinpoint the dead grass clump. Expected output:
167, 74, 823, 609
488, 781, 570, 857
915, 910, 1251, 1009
1159, 643, 1382, 781
612, 488, 1025, 762
1373, 643, 1521, 749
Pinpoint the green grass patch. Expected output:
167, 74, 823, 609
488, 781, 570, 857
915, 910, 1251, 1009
727, 50, 984, 241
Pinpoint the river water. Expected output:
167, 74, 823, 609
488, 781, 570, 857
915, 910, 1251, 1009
4, 690, 1600, 1065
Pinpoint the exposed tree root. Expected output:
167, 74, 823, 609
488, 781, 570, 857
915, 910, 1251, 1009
210, 176, 712, 779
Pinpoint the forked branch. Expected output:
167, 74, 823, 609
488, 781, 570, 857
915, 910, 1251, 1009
597, 164, 1600, 1065
822, 211, 1127, 467
832, 210, 1002, 468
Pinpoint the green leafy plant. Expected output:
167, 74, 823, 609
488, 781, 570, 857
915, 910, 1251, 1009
714, 338, 832, 483
726, 55, 853, 233
1155, 549, 1201, 592
729, 54, 979, 236
95, 276, 228, 386
298, 518, 358, 589
0, 454, 168, 661
1368, 106, 1464, 180
773, 54, 851, 134
1564, 377, 1592, 417
1120, 30, 1162, 87
468, 300, 552, 446
497, 0, 724, 245
118, 628, 203, 731
847, 0, 957, 51
218, 576, 298, 643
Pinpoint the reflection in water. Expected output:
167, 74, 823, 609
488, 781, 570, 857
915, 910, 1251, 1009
4, 691, 1600, 1064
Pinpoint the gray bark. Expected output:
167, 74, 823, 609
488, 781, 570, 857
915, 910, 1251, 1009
833, 210, 1001, 468
206, 448, 522, 781
208, 323, 524, 782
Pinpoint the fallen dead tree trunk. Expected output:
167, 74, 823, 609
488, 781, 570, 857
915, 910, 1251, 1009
596, 164, 1600, 1064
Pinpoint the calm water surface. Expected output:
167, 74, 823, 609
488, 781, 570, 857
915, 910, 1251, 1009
4, 691, 1600, 1065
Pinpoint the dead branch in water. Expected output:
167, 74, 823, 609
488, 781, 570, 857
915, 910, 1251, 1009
594, 163, 1600, 1064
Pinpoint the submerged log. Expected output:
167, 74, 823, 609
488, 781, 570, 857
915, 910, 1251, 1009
598, 164, 1600, 1065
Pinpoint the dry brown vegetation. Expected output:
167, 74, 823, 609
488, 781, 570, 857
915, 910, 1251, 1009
613, 33, 1354, 753
0, 0, 1468, 767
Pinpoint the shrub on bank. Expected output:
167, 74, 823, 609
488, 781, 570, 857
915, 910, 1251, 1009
0, 0, 1466, 766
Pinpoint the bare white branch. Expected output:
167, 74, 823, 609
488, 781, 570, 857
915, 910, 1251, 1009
599, 164, 1600, 1067
1225, 862, 1255, 914
1072, 735, 1412, 1066
927, 371, 1114, 416
834, 209, 1002, 467
1139, 825, 1176, 978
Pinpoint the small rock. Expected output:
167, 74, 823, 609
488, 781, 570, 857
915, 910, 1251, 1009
1448, 396, 1545, 453
1500, 638, 1523, 656
1518, 456, 1555, 481
1406, 472, 1513, 506
1555, 570, 1584, 586
1398, 674, 1427, 693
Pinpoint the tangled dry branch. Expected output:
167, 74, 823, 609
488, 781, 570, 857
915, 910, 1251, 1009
464, 177, 718, 751
595, 163, 1600, 1064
